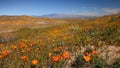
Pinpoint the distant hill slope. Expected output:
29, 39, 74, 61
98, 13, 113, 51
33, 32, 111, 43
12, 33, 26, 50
0, 13, 119, 25
0, 15, 83, 25
0, 16, 37, 25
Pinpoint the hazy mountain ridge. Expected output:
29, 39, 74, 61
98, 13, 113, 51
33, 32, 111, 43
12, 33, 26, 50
39, 14, 99, 19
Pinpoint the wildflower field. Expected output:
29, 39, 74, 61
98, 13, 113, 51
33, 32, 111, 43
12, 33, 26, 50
0, 14, 120, 68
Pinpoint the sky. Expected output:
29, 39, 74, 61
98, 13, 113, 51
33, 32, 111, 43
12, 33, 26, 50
0, 0, 120, 16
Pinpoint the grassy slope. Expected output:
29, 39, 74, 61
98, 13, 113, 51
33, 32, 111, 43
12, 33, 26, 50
0, 14, 120, 68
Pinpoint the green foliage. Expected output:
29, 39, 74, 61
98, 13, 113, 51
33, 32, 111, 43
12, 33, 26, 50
92, 55, 107, 68
72, 54, 85, 68
109, 58, 120, 68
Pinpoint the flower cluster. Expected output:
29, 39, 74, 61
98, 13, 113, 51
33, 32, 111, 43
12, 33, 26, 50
83, 50, 98, 62
52, 51, 70, 63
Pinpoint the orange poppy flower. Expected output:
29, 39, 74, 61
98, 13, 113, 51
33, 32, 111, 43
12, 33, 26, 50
20, 44, 25, 48
0, 55, 2, 59
21, 56, 28, 61
62, 52, 70, 60
21, 49, 26, 53
84, 52, 89, 56
32, 59, 38, 65
20, 42, 27, 48
12, 45, 17, 50
2, 51, 8, 57
91, 50, 98, 55
58, 46, 63, 50
83, 55, 91, 62
79, 28, 83, 31
27, 48, 31, 51
48, 52, 52, 57
54, 48, 59, 52
29, 43, 33, 46
52, 55, 61, 62
53, 29, 59, 33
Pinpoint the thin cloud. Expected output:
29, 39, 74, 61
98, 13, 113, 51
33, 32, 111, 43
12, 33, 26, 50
102, 8, 120, 15
78, 12, 98, 16
70, 7, 120, 16
82, 8, 120, 16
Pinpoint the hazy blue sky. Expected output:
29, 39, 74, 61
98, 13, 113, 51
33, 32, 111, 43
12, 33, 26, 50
0, 0, 120, 16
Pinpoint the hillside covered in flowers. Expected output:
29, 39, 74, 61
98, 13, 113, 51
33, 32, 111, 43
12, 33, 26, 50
0, 14, 120, 68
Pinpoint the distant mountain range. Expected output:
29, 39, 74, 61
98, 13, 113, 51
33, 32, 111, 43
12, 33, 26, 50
0, 14, 101, 19
35, 14, 99, 19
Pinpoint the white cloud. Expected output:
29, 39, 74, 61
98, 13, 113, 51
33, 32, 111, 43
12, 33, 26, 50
102, 8, 120, 14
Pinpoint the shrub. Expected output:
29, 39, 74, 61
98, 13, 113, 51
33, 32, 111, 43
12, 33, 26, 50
72, 54, 85, 68
109, 58, 120, 68
92, 55, 107, 68
0, 33, 17, 43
